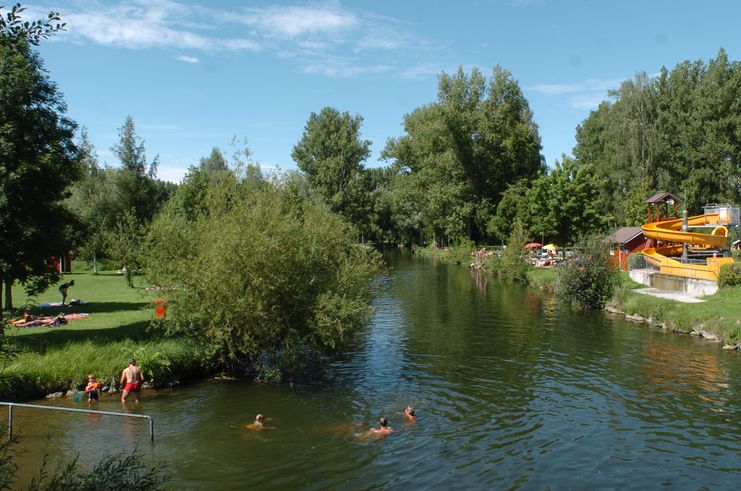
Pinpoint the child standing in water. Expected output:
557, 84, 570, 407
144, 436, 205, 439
85, 374, 102, 402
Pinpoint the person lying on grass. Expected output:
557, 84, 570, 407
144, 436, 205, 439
10, 308, 66, 328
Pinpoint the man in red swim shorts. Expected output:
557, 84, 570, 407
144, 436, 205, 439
120, 358, 145, 404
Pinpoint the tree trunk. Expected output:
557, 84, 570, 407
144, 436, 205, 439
93, 252, 97, 274
4, 278, 12, 311
0, 268, 3, 319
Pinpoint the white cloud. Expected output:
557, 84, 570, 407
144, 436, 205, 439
29, 1, 426, 79
529, 77, 623, 110
530, 78, 623, 95
175, 55, 199, 64
400, 62, 445, 79
241, 5, 358, 39
52, 1, 261, 52
303, 59, 393, 78
568, 94, 611, 110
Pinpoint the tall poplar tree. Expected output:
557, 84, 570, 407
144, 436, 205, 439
111, 116, 160, 223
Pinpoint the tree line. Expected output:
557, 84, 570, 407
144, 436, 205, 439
295, 50, 741, 247
3, 4, 741, 366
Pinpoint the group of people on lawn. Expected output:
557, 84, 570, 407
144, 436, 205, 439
9, 280, 76, 328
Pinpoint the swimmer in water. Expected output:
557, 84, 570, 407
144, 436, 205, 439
366, 417, 394, 437
245, 414, 266, 430
404, 405, 416, 423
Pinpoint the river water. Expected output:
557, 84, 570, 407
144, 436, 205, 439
10, 253, 741, 489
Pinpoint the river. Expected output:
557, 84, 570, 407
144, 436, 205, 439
10, 253, 741, 489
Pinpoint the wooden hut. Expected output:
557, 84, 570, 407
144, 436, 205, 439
606, 226, 646, 271
644, 191, 680, 224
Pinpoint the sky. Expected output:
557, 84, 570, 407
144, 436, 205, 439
20, 0, 741, 182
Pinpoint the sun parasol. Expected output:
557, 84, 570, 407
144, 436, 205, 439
524, 242, 542, 249
543, 243, 561, 251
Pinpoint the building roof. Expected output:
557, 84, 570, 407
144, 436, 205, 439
644, 191, 680, 204
606, 226, 645, 245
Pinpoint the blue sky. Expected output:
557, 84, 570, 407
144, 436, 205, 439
23, 0, 741, 182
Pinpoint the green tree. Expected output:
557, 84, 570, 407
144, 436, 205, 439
111, 116, 160, 223
488, 180, 530, 243
65, 129, 119, 272
384, 66, 544, 244
145, 180, 383, 379
518, 156, 608, 246
198, 146, 229, 174
575, 50, 741, 221
105, 209, 144, 288
291, 107, 371, 218
498, 221, 532, 282
0, 5, 79, 314
574, 73, 659, 226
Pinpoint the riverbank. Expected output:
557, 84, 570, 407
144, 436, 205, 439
415, 244, 741, 348
606, 285, 741, 348
1, 270, 215, 402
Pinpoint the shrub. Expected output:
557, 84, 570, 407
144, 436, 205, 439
146, 180, 384, 379
447, 238, 476, 265
718, 263, 741, 288
556, 235, 619, 309
498, 222, 531, 283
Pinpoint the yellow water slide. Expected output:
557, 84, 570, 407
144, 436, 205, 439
641, 213, 733, 281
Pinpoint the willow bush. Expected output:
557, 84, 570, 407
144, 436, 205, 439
556, 235, 618, 309
146, 179, 383, 380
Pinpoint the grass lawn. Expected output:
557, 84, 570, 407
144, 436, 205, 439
1, 268, 210, 402
7, 269, 156, 342
611, 285, 741, 344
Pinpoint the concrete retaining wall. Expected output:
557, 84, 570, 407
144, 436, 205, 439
629, 269, 718, 297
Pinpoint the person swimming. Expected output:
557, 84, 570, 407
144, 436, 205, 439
366, 417, 394, 437
404, 405, 416, 423
245, 414, 266, 430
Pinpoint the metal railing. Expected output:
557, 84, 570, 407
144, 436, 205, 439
1, 402, 154, 441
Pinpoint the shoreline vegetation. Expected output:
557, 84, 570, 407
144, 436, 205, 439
414, 244, 741, 350
0, 267, 217, 402
2, 247, 739, 403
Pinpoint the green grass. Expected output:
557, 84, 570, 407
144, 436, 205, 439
617, 271, 644, 289
610, 285, 741, 344
7, 268, 154, 337
527, 267, 557, 291
1, 268, 214, 402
